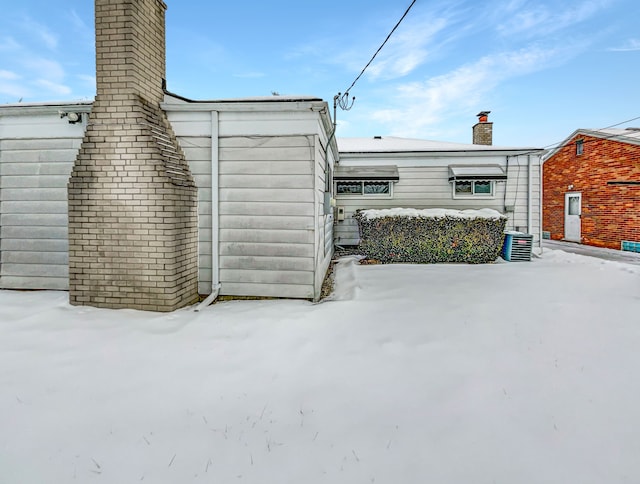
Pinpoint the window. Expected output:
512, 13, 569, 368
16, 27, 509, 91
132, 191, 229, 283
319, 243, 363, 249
336, 181, 392, 196
454, 180, 495, 197
576, 139, 584, 156
448, 165, 504, 199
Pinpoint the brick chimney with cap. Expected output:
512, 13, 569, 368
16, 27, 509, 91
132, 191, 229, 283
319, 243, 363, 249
67, 0, 199, 311
472, 111, 493, 145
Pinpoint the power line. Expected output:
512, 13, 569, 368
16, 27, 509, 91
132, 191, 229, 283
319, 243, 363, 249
335, 0, 418, 113
344, 0, 418, 95
541, 115, 640, 150
511, 115, 640, 159
599, 115, 640, 130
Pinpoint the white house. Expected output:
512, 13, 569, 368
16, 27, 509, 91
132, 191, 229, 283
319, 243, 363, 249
0, 1, 546, 309
1, 103, 547, 304
0, 95, 337, 301
334, 115, 545, 246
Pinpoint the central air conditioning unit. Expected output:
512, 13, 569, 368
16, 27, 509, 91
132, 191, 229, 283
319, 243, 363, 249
501, 231, 533, 261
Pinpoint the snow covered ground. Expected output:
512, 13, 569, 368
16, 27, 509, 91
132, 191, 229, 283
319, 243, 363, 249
1, 250, 639, 484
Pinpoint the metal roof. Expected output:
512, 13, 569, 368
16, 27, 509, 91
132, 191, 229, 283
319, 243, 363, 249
448, 165, 507, 181
334, 165, 399, 181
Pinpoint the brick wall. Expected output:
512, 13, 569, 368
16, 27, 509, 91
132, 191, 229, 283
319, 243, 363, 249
68, 0, 199, 311
472, 122, 493, 145
543, 134, 640, 249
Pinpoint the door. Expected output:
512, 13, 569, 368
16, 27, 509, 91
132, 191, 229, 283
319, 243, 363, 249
564, 192, 581, 242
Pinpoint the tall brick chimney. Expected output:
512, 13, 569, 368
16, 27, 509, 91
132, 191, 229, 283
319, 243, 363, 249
472, 111, 493, 145
68, 0, 199, 311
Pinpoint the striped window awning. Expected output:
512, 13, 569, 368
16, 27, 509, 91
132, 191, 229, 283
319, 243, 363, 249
448, 165, 507, 182
335, 165, 399, 181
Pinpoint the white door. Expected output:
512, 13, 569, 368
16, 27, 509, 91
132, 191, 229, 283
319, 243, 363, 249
564, 192, 582, 242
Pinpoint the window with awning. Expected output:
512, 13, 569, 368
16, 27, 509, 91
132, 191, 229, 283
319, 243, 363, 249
335, 165, 398, 197
448, 165, 506, 198
448, 165, 507, 182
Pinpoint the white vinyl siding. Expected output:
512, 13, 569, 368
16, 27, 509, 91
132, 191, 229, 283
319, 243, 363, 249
218, 135, 316, 298
334, 155, 541, 246
169, 112, 214, 294
0, 109, 87, 290
1, 99, 334, 300
167, 101, 335, 300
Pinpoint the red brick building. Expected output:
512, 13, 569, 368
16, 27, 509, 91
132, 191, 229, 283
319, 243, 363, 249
542, 128, 640, 251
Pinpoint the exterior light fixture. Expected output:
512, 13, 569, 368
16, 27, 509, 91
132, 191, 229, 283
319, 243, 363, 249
59, 111, 82, 124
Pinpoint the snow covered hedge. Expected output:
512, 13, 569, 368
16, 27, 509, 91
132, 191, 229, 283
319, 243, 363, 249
354, 208, 507, 264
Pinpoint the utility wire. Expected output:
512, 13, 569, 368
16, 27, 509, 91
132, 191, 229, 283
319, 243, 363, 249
540, 115, 640, 151
511, 114, 640, 159
342, 0, 418, 96
599, 115, 640, 130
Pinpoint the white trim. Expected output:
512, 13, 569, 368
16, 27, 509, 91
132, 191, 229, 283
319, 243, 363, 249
335, 180, 394, 199
211, 110, 220, 294
564, 192, 582, 242
451, 180, 496, 199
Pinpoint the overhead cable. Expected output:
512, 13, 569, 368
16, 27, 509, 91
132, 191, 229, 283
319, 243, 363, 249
339, 0, 418, 104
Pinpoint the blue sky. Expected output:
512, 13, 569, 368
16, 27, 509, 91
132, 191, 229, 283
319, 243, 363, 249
1, 0, 639, 148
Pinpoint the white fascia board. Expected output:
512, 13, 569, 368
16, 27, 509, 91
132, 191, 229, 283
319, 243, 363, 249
340, 149, 544, 159
0, 101, 93, 117
161, 99, 329, 114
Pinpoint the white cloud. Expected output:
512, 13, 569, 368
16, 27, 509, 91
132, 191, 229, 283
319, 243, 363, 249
0, 36, 21, 51
69, 9, 89, 33
33, 79, 71, 96
370, 45, 565, 137
290, 4, 467, 86
22, 58, 66, 82
497, 0, 612, 38
608, 38, 640, 52
0, 70, 20, 80
20, 16, 59, 50
233, 72, 266, 79
365, 16, 450, 81
68, 9, 94, 51
0, 78, 31, 100
77, 74, 96, 86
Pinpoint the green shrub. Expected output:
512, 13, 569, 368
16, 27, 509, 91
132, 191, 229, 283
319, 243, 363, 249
353, 209, 506, 264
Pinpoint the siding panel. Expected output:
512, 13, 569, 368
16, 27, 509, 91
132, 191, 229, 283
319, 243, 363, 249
219, 135, 316, 298
220, 282, 313, 299
0, 127, 77, 289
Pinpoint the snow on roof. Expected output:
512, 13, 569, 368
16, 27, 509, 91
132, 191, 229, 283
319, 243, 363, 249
359, 207, 505, 220
0, 99, 93, 109
338, 136, 540, 153
163, 91, 322, 104
583, 128, 640, 142
543, 127, 640, 160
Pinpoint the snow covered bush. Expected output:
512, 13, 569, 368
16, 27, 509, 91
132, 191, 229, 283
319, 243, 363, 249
354, 208, 507, 264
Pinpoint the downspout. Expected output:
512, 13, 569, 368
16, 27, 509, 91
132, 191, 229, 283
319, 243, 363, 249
195, 110, 220, 311
503, 155, 510, 229
538, 157, 544, 251
527, 154, 532, 236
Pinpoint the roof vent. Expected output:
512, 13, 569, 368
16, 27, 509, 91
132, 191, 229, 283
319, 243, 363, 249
374, 135, 382, 139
